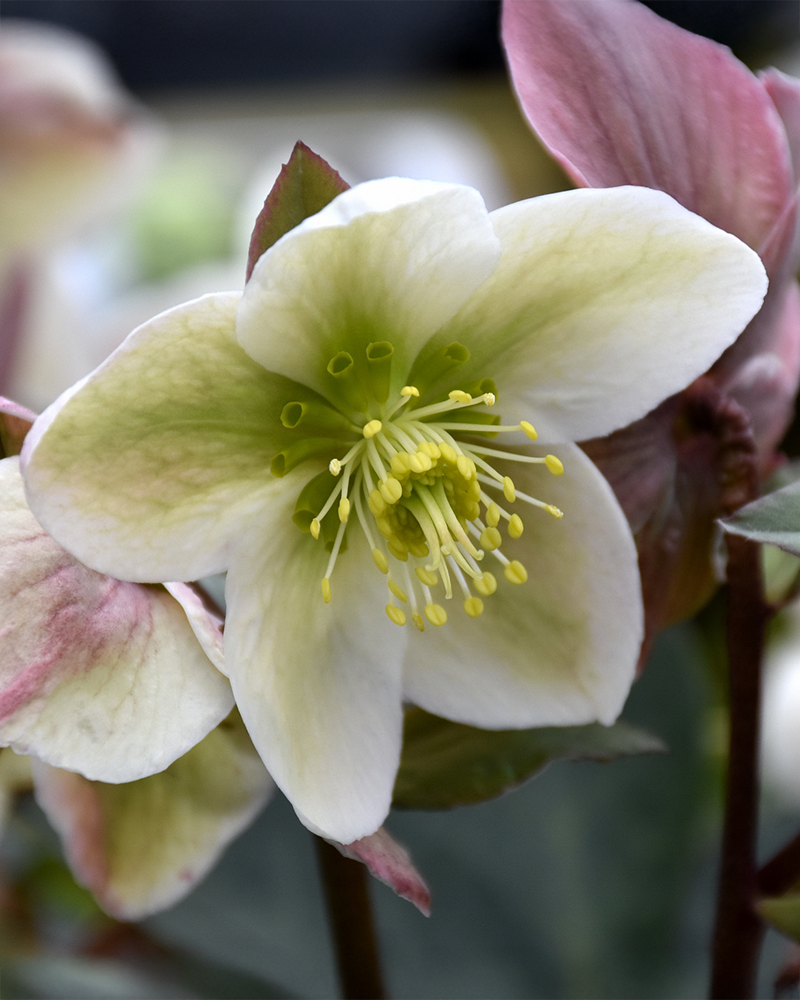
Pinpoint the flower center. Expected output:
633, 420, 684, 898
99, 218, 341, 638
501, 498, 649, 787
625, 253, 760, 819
275, 341, 564, 630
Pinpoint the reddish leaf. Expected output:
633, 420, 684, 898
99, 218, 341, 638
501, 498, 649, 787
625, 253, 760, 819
245, 142, 350, 281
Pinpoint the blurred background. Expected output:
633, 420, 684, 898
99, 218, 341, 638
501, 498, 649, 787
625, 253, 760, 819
2, 2, 800, 997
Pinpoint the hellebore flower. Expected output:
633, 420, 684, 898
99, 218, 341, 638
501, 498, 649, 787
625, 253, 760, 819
502, 0, 800, 644
22, 176, 766, 843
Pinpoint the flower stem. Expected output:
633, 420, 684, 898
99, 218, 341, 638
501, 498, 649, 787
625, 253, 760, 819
709, 533, 768, 999
315, 836, 386, 999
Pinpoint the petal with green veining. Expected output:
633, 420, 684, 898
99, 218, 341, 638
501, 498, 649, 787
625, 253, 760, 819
428, 186, 767, 442
224, 488, 406, 845
22, 292, 318, 582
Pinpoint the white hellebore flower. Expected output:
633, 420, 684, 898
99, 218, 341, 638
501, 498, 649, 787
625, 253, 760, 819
22, 178, 767, 843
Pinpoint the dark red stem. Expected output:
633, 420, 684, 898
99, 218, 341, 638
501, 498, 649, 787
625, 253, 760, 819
709, 533, 769, 998
315, 836, 386, 1000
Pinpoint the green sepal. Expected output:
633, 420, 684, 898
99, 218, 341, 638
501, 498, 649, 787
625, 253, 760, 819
245, 142, 350, 282
758, 894, 800, 943
392, 707, 665, 809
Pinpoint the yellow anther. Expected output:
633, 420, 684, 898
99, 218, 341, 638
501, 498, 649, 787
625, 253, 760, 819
385, 605, 407, 626
504, 560, 528, 585
391, 452, 410, 475
486, 503, 500, 527
503, 476, 516, 502
388, 579, 408, 603
363, 419, 382, 439
425, 603, 448, 626
508, 514, 524, 538
408, 541, 429, 559
415, 566, 438, 587
463, 596, 484, 618
387, 539, 409, 561
408, 451, 432, 474
520, 421, 538, 441
439, 443, 457, 464
372, 548, 389, 574
368, 489, 386, 517
449, 390, 472, 403
418, 441, 440, 460
412, 612, 425, 632
329, 458, 341, 476
401, 385, 420, 397
379, 477, 403, 504
321, 578, 332, 603
310, 518, 321, 539
483, 393, 496, 407
474, 572, 498, 596
545, 454, 564, 476
479, 527, 502, 551
546, 504, 564, 519
457, 454, 475, 480
338, 497, 351, 523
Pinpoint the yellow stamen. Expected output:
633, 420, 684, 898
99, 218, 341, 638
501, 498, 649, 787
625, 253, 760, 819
385, 605, 406, 626
363, 419, 382, 438
388, 579, 408, 603
520, 421, 538, 441
338, 497, 351, 523
508, 514, 524, 538
415, 566, 438, 587
310, 518, 321, 539
412, 612, 425, 632
379, 477, 403, 504
463, 596, 484, 618
329, 458, 341, 476
449, 390, 472, 403
321, 578, 332, 603
479, 527, 502, 551
401, 386, 420, 397
474, 572, 497, 596
425, 603, 447, 626
372, 548, 389, 573
504, 560, 528, 585
503, 476, 516, 503
545, 455, 564, 476
546, 505, 564, 519
486, 503, 500, 527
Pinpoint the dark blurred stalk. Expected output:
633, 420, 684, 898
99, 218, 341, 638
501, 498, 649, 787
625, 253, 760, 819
315, 836, 386, 1000
709, 534, 768, 998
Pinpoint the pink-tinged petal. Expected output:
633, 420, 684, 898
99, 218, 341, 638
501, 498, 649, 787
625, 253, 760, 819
0, 395, 34, 458
32, 712, 273, 920
763, 70, 800, 188
721, 280, 800, 461
331, 827, 431, 916
0, 456, 233, 781
502, 0, 793, 258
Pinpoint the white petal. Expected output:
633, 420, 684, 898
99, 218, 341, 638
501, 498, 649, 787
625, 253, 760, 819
0, 457, 233, 781
237, 179, 500, 402
402, 444, 642, 727
22, 292, 300, 582
225, 488, 406, 844
434, 186, 767, 442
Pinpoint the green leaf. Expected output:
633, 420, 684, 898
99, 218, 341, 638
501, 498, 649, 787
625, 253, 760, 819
758, 893, 800, 943
245, 142, 350, 281
392, 707, 666, 810
722, 480, 800, 555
